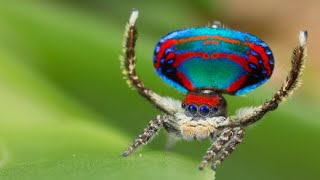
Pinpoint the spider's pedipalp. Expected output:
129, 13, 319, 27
165, 133, 180, 150
226, 30, 308, 127
121, 10, 180, 115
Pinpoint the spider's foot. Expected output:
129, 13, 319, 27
122, 151, 130, 157
199, 160, 218, 171
198, 160, 209, 170
211, 165, 217, 171
211, 160, 221, 171
122, 148, 133, 157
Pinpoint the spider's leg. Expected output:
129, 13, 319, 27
198, 127, 233, 170
228, 31, 308, 127
211, 127, 245, 170
122, 115, 166, 157
120, 10, 180, 115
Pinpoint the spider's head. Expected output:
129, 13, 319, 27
181, 89, 227, 118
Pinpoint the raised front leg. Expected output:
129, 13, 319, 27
122, 115, 166, 157
227, 31, 308, 128
120, 10, 181, 115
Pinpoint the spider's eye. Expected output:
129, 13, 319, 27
181, 103, 186, 108
212, 107, 219, 113
188, 104, 198, 115
199, 105, 210, 117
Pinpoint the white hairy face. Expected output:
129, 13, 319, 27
173, 112, 229, 141
159, 96, 230, 141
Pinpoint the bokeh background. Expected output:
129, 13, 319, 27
0, 0, 319, 180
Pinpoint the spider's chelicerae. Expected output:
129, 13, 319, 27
120, 10, 308, 171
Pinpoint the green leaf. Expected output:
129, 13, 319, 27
1, 152, 214, 180
0, 40, 215, 180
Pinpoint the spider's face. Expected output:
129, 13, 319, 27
181, 89, 227, 119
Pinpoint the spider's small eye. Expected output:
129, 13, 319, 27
199, 105, 210, 117
188, 104, 198, 115
181, 103, 186, 108
212, 107, 219, 112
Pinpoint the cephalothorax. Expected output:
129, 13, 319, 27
120, 10, 307, 171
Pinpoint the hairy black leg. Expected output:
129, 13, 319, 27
122, 115, 165, 157
121, 10, 146, 100
227, 31, 308, 128
211, 127, 245, 170
120, 10, 180, 115
198, 128, 233, 170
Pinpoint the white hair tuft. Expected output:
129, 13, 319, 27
235, 106, 260, 120
129, 9, 139, 26
299, 30, 308, 47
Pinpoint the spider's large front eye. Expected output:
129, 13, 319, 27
199, 105, 210, 117
188, 104, 198, 115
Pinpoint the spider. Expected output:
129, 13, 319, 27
120, 10, 307, 171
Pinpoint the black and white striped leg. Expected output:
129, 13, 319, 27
122, 115, 165, 157
198, 128, 233, 170
211, 127, 245, 170
121, 10, 148, 100
120, 9, 180, 115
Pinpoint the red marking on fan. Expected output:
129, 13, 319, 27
227, 74, 248, 93
176, 72, 194, 91
203, 40, 211, 45
155, 36, 272, 77
156, 35, 244, 69
166, 52, 175, 60
155, 39, 177, 69
173, 52, 210, 67
248, 43, 272, 76
212, 40, 219, 44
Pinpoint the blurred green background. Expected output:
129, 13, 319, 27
0, 0, 319, 180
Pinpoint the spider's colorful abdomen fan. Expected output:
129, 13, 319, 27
153, 27, 274, 95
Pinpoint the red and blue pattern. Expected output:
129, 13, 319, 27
153, 27, 274, 95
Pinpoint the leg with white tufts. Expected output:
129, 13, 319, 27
226, 30, 308, 128
122, 115, 166, 157
120, 9, 181, 115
